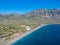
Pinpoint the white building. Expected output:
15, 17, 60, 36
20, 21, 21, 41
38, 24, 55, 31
25, 26, 31, 31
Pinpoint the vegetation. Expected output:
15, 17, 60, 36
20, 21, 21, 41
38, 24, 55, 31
0, 9, 60, 40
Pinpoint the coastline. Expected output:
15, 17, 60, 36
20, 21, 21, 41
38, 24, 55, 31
8, 24, 47, 45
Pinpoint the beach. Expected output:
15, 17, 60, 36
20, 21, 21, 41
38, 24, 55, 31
8, 24, 46, 45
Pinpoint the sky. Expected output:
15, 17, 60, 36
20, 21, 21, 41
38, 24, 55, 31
0, 0, 60, 14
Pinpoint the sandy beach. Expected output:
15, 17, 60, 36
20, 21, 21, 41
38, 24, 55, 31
8, 24, 47, 45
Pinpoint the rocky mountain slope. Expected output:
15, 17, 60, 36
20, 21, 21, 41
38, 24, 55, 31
24, 9, 60, 18
0, 9, 60, 24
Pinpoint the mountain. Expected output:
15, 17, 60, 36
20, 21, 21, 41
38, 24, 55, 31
0, 8, 60, 18
0, 8, 60, 25
24, 9, 60, 18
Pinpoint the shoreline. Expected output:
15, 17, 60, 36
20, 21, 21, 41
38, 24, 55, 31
8, 24, 47, 45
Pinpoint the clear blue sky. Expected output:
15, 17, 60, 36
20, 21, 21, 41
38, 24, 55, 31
0, 0, 60, 14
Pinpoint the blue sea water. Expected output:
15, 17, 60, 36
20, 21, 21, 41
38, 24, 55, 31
12, 24, 60, 45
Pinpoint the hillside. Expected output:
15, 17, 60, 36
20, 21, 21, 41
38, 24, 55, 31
0, 9, 60, 41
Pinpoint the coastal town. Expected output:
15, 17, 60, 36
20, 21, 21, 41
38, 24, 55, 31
0, 23, 41, 45
0, 8, 60, 45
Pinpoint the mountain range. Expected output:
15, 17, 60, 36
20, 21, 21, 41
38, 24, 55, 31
0, 9, 60, 25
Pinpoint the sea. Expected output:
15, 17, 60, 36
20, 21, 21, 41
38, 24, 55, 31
12, 24, 60, 45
